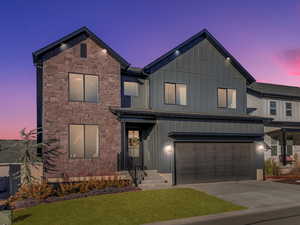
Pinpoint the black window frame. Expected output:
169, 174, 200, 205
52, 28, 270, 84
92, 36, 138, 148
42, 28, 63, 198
270, 101, 277, 115
164, 82, 187, 106
217, 88, 237, 109
69, 124, 99, 159
80, 43, 87, 58
286, 102, 292, 117
68, 73, 99, 103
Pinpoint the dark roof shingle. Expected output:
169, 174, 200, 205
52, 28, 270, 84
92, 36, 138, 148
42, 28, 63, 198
248, 82, 300, 99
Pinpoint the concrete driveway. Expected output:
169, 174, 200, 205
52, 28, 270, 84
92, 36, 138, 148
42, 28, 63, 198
180, 180, 300, 209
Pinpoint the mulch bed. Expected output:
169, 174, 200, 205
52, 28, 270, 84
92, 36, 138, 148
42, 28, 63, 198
266, 175, 300, 185
12, 186, 141, 210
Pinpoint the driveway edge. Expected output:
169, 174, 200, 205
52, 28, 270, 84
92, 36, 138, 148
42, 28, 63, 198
142, 203, 300, 225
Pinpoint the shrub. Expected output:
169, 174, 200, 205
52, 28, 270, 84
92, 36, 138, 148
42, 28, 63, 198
11, 178, 132, 202
265, 159, 279, 176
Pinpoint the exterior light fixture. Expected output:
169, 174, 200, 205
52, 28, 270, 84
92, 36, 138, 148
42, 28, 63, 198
60, 43, 67, 49
226, 57, 231, 61
175, 50, 180, 55
164, 144, 173, 154
102, 49, 107, 54
256, 143, 265, 152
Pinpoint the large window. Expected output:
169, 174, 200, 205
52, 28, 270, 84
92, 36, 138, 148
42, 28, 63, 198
164, 83, 187, 105
69, 125, 99, 159
286, 102, 292, 117
69, 73, 98, 102
271, 139, 277, 156
124, 82, 139, 96
270, 101, 277, 115
217, 88, 236, 109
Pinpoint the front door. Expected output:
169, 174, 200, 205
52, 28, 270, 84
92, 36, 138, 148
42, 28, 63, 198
128, 130, 140, 158
127, 129, 143, 169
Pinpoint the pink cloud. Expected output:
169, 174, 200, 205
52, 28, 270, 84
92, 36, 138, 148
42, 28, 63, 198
277, 49, 300, 76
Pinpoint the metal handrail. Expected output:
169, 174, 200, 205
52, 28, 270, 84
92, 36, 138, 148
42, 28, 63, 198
128, 157, 144, 187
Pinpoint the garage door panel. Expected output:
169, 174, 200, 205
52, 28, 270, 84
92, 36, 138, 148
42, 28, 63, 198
175, 142, 256, 184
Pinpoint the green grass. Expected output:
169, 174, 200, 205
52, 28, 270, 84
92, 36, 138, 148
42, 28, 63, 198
13, 188, 246, 225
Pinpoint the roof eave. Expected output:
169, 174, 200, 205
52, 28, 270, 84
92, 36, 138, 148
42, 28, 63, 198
32, 26, 130, 69
143, 29, 256, 84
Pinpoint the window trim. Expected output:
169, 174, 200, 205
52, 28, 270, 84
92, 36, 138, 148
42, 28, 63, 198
68, 124, 99, 159
269, 101, 277, 116
124, 81, 139, 97
217, 88, 237, 109
286, 102, 292, 117
68, 72, 99, 103
164, 82, 187, 106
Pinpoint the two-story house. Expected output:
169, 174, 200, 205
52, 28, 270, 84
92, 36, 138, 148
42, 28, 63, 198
248, 83, 300, 165
33, 27, 279, 185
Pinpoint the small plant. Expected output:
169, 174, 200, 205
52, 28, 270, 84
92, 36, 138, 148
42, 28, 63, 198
265, 159, 279, 176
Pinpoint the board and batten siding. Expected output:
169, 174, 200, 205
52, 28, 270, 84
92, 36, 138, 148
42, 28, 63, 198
247, 94, 300, 122
148, 39, 247, 114
143, 118, 264, 173
131, 79, 149, 108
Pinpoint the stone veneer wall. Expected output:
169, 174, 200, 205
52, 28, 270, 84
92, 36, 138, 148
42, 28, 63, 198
42, 38, 121, 179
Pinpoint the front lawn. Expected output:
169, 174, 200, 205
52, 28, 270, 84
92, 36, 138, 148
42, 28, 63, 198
13, 188, 245, 225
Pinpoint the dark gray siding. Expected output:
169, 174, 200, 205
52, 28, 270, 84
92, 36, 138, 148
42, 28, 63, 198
149, 39, 247, 114
143, 119, 264, 173
131, 79, 149, 108
121, 75, 149, 108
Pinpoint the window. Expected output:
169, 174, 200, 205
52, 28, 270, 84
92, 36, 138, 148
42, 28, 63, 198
80, 43, 87, 58
271, 139, 277, 156
124, 82, 139, 96
217, 88, 236, 109
287, 137, 293, 156
69, 73, 98, 102
286, 102, 292, 117
69, 125, 99, 159
270, 101, 277, 115
164, 83, 187, 105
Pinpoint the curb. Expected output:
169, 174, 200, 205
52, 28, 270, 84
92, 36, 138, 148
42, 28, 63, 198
142, 203, 300, 225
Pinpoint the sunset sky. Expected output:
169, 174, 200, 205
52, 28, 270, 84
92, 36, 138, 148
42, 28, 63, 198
0, 0, 299, 139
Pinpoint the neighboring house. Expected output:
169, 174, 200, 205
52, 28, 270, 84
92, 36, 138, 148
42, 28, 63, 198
248, 83, 300, 165
0, 140, 22, 197
33, 26, 282, 185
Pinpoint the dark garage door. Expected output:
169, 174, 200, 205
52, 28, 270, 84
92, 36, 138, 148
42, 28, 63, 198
175, 142, 256, 184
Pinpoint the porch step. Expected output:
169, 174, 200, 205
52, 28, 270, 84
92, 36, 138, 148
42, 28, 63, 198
140, 170, 172, 190
144, 170, 158, 175
142, 179, 167, 184
139, 183, 172, 190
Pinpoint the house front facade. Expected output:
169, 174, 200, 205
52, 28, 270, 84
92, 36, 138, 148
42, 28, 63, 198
34, 27, 294, 185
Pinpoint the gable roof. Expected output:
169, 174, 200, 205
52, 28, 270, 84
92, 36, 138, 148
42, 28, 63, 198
143, 29, 256, 84
32, 26, 130, 69
248, 82, 300, 100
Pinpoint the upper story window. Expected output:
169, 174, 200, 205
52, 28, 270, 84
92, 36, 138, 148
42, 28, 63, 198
124, 82, 139, 96
80, 43, 87, 58
69, 125, 99, 159
164, 83, 187, 105
286, 102, 292, 117
217, 88, 236, 109
270, 101, 277, 115
69, 73, 98, 103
